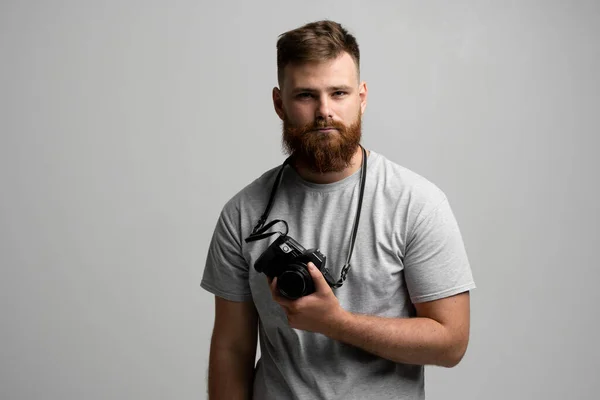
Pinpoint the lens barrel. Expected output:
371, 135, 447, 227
278, 263, 313, 299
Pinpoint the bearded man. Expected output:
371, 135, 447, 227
201, 19, 476, 400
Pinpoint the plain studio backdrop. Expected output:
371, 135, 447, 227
1, 1, 598, 399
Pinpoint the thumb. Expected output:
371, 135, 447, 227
307, 262, 331, 293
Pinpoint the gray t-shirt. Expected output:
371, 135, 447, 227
201, 150, 476, 400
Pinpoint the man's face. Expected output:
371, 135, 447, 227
273, 52, 368, 173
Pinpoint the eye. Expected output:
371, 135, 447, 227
333, 91, 347, 97
296, 93, 313, 99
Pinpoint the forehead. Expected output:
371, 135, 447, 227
282, 52, 359, 90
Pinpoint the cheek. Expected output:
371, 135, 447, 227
285, 104, 313, 124
338, 103, 361, 121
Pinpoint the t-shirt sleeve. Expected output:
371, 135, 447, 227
200, 203, 253, 302
403, 196, 476, 304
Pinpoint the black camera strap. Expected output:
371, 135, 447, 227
245, 219, 289, 242
248, 156, 293, 237
245, 145, 368, 288
332, 144, 367, 288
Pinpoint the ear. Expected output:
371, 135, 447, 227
272, 87, 285, 121
359, 81, 368, 115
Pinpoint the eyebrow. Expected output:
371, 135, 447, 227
291, 85, 354, 94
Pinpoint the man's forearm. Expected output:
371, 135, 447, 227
208, 345, 255, 400
324, 311, 467, 367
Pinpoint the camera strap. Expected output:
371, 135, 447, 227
245, 219, 289, 243
248, 156, 293, 237
332, 144, 367, 288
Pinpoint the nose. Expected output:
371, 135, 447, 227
315, 95, 332, 120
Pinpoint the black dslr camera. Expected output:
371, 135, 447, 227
254, 234, 336, 300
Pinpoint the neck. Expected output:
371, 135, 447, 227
291, 146, 369, 184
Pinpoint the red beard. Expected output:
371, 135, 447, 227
281, 112, 362, 173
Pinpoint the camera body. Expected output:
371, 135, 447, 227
254, 234, 334, 299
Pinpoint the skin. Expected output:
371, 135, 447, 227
208, 298, 257, 399
207, 51, 471, 399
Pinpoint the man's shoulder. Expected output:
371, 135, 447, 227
220, 163, 283, 215
371, 150, 446, 203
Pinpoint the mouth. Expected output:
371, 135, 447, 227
315, 127, 336, 132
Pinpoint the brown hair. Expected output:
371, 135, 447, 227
276, 20, 360, 87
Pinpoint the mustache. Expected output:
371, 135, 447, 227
302, 119, 346, 131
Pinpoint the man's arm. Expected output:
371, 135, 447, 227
208, 296, 258, 400
270, 262, 471, 368
326, 292, 470, 367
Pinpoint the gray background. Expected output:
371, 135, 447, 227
1, 0, 598, 399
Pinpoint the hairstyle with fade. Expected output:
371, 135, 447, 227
276, 20, 360, 87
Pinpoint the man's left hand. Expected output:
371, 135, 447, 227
268, 262, 347, 335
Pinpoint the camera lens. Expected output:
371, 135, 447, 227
278, 270, 307, 300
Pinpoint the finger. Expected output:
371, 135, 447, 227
307, 262, 332, 293
276, 294, 295, 309
268, 277, 281, 299
268, 277, 296, 308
